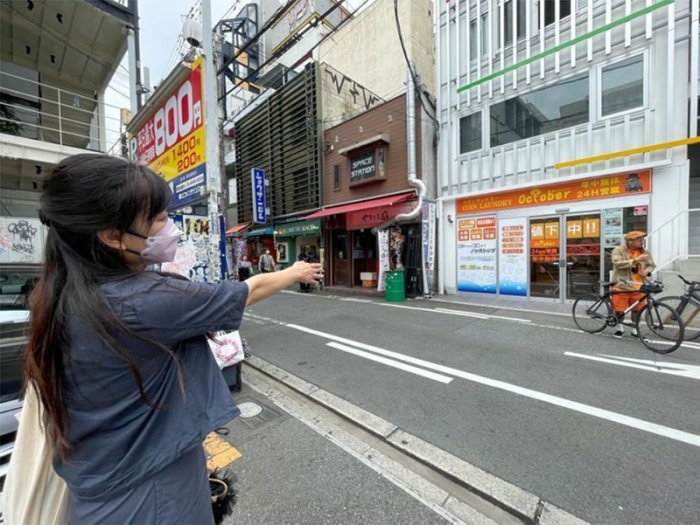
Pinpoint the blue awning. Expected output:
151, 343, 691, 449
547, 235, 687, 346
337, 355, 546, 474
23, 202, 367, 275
247, 227, 274, 237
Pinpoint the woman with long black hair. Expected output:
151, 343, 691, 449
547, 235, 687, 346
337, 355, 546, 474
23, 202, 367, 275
23, 154, 322, 524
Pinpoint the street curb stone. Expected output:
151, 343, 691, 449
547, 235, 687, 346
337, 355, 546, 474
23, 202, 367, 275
243, 358, 589, 525
309, 389, 398, 438
387, 429, 540, 522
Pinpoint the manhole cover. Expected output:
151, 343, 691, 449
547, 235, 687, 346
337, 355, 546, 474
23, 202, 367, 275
237, 402, 263, 419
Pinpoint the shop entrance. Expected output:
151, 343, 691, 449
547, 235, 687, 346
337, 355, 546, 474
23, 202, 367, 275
530, 213, 602, 302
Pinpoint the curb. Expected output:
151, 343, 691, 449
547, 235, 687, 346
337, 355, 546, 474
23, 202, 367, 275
243, 355, 589, 525
283, 287, 571, 318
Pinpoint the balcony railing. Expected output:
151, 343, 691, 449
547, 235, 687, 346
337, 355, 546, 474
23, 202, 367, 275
0, 70, 127, 156
455, 108, 654, 193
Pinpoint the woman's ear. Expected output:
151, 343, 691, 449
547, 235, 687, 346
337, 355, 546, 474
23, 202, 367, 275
97, 229, 125, 251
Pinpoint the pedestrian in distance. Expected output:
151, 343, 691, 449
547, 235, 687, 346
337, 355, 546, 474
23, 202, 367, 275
22, 154, 323, 524
259, 249, 276, 273
297, 245, 314, 293
610, 230, 656, 339
235, 254, 253, 282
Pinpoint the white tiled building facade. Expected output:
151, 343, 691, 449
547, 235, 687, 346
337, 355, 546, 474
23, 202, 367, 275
437, 0, 699, 301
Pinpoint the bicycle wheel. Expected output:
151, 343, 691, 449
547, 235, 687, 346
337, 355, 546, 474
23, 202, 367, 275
572, 294, 609, 333
635, 302, 685, 354
656, 296, 700, 340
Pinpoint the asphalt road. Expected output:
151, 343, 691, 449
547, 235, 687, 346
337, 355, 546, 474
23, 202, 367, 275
242, 290, 700, 525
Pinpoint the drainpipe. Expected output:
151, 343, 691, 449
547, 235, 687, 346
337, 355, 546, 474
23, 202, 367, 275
373, 63, 426, 233
372, 63, 429, 295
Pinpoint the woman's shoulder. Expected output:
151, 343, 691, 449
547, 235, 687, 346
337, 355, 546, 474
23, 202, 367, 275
101, 272, 182, 299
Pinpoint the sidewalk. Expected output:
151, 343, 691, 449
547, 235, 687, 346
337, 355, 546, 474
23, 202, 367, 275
213, 383, 451, 525
307, 285, 572, 316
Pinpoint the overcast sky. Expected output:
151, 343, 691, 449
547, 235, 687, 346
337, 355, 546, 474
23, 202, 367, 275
104, 0, 370, 145
138, 0, 371, 86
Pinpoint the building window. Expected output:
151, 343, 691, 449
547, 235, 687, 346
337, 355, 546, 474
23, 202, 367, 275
600, 54, 645, 117
498, 0, 527, 47
460, 112, 483, 154
470, 13, 490, 61
228, 178, 238, 205
490, 72, 590, 147
540, 0, 573, 29
333, 164, 341, 191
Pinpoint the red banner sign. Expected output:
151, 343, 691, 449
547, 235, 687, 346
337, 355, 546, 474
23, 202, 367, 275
346, 201, 415, 230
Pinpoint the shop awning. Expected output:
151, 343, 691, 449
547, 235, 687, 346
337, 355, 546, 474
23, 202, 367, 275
225, 223, 250, 237
247, 227, 274, 237
304, 192, 414, 220
337, 133, 391, 156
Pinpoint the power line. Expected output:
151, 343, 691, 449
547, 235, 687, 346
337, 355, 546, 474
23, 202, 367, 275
393, 0, 438, 126
220, 0, 369, 127
157, 0, 202, 83
107, 84, 131, 100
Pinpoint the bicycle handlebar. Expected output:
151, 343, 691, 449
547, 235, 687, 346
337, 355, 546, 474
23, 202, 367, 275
678, 275, 700, 287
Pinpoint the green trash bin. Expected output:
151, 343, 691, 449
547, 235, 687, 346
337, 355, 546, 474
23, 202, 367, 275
385, 270, 405, 302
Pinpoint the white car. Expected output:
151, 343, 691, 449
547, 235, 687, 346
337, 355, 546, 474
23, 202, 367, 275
0, 267, 37, 492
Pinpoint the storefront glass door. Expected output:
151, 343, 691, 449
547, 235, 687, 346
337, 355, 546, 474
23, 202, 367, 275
564, 213, 602, 301
529, 213, 602, 302
530, 217, 562, 299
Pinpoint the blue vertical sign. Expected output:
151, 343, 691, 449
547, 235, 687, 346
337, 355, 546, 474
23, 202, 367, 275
252, 168, 267, 224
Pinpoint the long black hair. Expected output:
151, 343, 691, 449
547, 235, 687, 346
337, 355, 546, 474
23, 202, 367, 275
24, 153, 179, 460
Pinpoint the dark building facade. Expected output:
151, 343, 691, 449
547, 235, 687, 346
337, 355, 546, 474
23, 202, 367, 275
308, 93, 434, 289
234, 62, 322, 225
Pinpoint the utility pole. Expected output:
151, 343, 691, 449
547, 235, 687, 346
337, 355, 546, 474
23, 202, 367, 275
202, 0, 223, 281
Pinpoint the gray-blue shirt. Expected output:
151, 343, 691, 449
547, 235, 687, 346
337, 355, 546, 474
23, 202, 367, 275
54, 272, 247, 499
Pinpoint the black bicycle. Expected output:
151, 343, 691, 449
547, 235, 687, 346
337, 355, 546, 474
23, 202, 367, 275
657, 275, 700, 341
572, 280, 685, 354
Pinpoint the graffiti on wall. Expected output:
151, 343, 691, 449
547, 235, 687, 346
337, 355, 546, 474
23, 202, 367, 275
323, 64, 384, 113
162, 215, 212, 282
0, 218, 46, 263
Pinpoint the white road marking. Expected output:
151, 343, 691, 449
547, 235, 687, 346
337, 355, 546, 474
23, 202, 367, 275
380, 302, 532, 323
380, 302, 489, 319
280, 323, 700, 448
434, 307, 532, 323
565, 352, 700, 380
326, 342, 453, 384
680, 341, 700, 351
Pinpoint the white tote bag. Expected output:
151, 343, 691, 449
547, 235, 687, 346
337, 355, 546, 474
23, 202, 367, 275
1, 383, 69, 525
208, 331, 245, 369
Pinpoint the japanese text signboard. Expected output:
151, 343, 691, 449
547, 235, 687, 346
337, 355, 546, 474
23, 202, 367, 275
128, 59, 206, 207
251, 168, 267, 224
456, 170, 651, 214
457, 215, 497, 294
498, 218, 527, 296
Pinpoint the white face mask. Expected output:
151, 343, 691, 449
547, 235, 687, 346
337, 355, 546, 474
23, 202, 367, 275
127, 219, 183, 264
